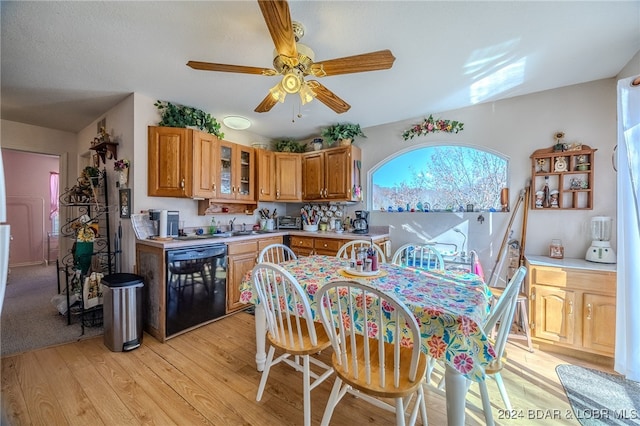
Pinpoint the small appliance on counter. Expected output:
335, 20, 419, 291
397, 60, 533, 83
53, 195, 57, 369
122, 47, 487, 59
585, 216, 616, 263
352, 210, 369, 234
149, 209, 180, 237
277, 216, 302, 230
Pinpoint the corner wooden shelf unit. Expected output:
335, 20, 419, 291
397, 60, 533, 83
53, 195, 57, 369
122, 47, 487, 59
530, 145, 596, 210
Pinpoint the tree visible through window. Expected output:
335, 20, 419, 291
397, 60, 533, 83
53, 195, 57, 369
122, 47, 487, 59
372, 145, 508, 211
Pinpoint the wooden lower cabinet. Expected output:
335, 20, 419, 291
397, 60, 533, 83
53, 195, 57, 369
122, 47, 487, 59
227, 236, 283, 313
290, 235, 390, 258
526, 257, 616, 357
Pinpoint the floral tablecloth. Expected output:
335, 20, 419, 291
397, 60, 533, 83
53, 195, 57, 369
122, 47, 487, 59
239, 255, 495, 382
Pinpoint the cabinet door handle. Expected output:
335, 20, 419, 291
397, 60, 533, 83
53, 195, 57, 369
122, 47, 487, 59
276, 190, 280, 199
531, 290, 536, 301
212, 182, 216, 191
181, 178, 185, 192
586, 303, 592, 320
260, 188, 264, 195
568, 300, 573, 315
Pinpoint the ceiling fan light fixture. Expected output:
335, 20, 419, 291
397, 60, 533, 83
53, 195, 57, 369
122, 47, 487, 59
299, 83, 316, 105
281, 69, 303, 94
269, 82, 287, 103
222, 115, 251, 130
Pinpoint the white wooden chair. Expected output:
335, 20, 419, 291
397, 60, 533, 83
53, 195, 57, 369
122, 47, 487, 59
391, 243, 445, 271
335, 240, 386, 263
257, 243, 297, 264
488, 282, 533, 352
427, 266, 526, 426
251, 262, 334, 426
477, 265, 527, 424
316, 280, 428, 426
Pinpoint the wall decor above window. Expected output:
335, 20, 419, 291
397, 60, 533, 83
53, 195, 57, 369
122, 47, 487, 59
401, 115, 464, 140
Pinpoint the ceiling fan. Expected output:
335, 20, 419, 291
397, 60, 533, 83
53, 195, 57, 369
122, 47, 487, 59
187, 0, 395, 114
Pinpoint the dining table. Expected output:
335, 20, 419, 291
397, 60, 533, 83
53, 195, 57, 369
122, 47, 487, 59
239, 255, 495, 426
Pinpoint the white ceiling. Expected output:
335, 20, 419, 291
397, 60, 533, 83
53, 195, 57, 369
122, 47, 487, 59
2, 1, 639, 141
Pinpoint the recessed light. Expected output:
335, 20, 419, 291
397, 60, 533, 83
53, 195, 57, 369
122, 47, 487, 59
223, 116, 251, 130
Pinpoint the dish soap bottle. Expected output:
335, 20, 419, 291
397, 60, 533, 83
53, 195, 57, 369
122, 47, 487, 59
209, 216, 217, 234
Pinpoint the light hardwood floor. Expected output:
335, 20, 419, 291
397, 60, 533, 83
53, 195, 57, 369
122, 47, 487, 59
1, 311, 614, 425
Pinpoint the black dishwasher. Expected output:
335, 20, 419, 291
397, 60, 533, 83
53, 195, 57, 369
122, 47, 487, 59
166, 244, 227, 337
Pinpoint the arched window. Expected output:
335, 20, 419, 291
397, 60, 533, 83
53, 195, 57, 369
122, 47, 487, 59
371, 144, 508, 212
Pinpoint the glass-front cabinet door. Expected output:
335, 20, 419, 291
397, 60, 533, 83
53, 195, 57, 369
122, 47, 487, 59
218, 141, 234, 200
216, 141, 254, 201
236, 146, 254, 202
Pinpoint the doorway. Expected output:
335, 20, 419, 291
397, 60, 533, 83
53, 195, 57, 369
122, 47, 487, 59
2, 149, 60, 267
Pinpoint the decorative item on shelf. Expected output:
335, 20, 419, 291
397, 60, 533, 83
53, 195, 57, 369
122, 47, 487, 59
535, 191, 544, 208
576, 154, 590, 171
274, 139, 306, 153
321, 123, 366, 146
553, 131, 566, 152
72, 214, 97, 274
401, 114, 464, 140
550, 189, 559, 207
90, 126, 118, 165
500, 188, 509, 212
542, 176, 551, 208
569, 178, 589, 190
251, 141, 270, 150
554, 156, 568, 172
536, 158, 547, 172
154, 100, 224, 139
114, 158, 130, 187
311, 138, 323, 151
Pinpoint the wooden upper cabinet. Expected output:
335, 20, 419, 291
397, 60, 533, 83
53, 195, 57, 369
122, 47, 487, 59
192, 131, 219, 199
217, 141, 255, 202
148, 126, 193, 197
301, 151, 325, 200
256, 149, 276, 201
302, 145, 361, 201
275, 153, 302, 201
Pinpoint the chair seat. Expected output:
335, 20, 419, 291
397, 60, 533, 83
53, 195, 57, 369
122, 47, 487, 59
490, 287, 527, 301
267, 317, 332, 355
332, 334, 428, 399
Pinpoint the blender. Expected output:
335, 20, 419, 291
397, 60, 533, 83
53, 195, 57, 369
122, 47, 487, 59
585, 216, 616, 263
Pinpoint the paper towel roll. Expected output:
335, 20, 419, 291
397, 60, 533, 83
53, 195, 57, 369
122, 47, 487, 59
159, 210, 168, 238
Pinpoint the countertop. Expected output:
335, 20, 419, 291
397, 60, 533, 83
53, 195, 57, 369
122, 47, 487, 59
136, 226, 390, 249
526, 255, 617, 272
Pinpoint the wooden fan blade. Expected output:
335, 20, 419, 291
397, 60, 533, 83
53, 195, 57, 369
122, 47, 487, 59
255, 93, 279, 113
258, 0, 298, 65
187, 61, 277, 76
310, 49, 396, 77
307, 81, 350, 114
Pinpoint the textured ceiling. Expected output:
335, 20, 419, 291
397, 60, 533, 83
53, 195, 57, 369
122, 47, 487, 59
2, 1, 639, 141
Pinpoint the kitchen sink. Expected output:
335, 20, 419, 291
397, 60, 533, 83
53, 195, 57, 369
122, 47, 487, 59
174, 230, 276, 240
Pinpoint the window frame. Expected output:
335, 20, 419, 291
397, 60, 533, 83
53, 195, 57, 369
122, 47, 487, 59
367, 142, 510, 212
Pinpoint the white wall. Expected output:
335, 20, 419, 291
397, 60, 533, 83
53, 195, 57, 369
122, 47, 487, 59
618, 50, 640, 80
355, 79, 617, 284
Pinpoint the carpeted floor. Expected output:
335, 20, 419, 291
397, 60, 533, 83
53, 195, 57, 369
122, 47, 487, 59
1, 264, 103, 357
556, 364, 640, 426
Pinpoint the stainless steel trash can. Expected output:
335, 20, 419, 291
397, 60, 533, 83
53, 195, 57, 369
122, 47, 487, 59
102, 273, 144, 352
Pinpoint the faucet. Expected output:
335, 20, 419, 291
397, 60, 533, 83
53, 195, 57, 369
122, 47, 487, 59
229, 217, 236, 231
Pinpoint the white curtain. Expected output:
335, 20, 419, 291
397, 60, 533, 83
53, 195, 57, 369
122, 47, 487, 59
615, 76, 640, 382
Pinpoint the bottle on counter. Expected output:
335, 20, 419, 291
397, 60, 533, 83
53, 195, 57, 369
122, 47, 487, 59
209, 216, 217, 234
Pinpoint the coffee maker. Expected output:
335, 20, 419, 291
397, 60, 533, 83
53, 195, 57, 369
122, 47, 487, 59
353, 210, 369, 234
